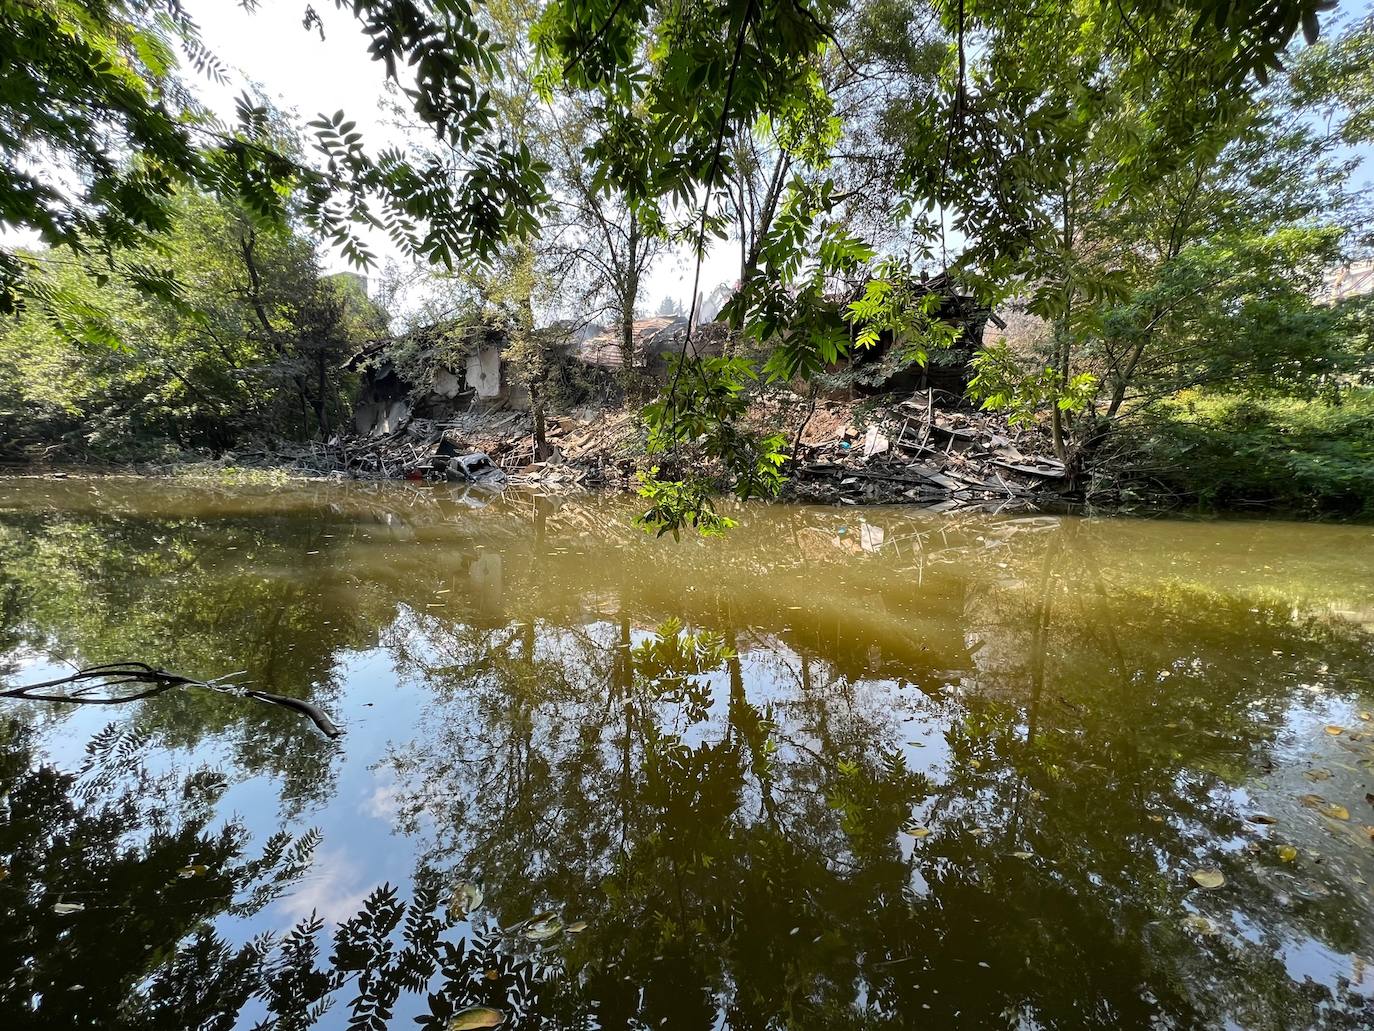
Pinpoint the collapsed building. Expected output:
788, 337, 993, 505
346, 314, 729, 436
818, 272, 1006, 397
572, 313, 729, 373
345, 275, 1003, 437
346, 322, 511, 436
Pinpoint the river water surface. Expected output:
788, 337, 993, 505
2, 479, 1374, 1029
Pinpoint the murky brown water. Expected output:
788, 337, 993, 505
2, 478, 1374, 1028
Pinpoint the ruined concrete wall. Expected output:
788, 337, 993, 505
466, 346, 502, 399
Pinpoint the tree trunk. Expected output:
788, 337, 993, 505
620, 215, 641, 376
315, 350, 329, 439
532, 384, 550, 461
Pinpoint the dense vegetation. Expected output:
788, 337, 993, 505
0, 192, 387, 455
0, 0, 1371, 513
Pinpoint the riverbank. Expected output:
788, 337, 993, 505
10, 386, 1373, 516
111, 391, 1080, 510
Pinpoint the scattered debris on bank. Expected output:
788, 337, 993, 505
179, 390, 1071, 509
214, 407, 644, 489
786, 391, 1070, 507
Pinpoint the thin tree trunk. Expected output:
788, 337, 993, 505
315, 350, 328, 438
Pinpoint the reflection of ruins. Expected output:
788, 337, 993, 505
3, 481, 1374, 1027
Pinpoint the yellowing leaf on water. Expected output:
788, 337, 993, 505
903, 825, 931, 838
1012, 851, 1034, 859
1304, 769, 1332, 782
451, 881, 484, 917
1277, 845, 1298, 862
1149, 814, 1165, 823
524, 918, 563, 942
53, 902, 85, 915
177, 864, 208, 879
565, 921, 588, 933
969, 827, 986, 836
1191, 868, 1225, 889
1325, 725, 1344, 735
1358, 712, 1372, 722
1183, 914, 1217, 935
1300, 794, 1350, 820
449, 1006, 504, 1030
969, 760, 982, 770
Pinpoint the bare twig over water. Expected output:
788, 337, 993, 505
1, 661, 341, 739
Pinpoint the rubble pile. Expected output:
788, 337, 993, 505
193, 392, 1072, 509
224, 407, 643, 490
789, 392, 1070, 508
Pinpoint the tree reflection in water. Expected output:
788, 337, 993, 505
0, 482, 1372, 1027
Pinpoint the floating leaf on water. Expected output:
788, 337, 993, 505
1304, 769, 1332, 782
451, 881, 484, 916
902, 825, 931, 838
484, 968, 500, 981
1191, 868, 1225, 889
449, 1006, 504, 1030
1012, 851, 1034, 859
1149, 814, 1165, 823
969, 760, 982, 770
1183, 914, 1217, 935
177, 864, 208, 879
1325, 725, 1344, 736
1300, 794, 1350, 820
969, 827, 986, 836
0, 865, 7, 882
565, 921, 588, 933
524, 918, 563, 942
1277, 844, 1298, 862
53, 902, 85, 915
1247, 814, 1278, 825
1359, 712, 1372, 722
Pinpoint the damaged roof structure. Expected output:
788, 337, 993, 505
833, 271, 1006, 396
571, 313, 729, 371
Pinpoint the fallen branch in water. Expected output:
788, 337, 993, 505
0, 661, 342, 740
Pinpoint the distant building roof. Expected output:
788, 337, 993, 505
576, 315, 689, 369
1321, 259, 1374, 304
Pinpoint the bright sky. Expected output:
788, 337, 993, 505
185, 0, 733, 318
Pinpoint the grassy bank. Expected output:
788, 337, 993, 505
1123, 388, 1374, 515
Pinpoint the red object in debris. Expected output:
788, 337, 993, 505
404, 469, 424, 480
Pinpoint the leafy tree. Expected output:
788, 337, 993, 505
967, 26, 1371, 470
0, 191, 386, 456
0, 0, 548, 325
